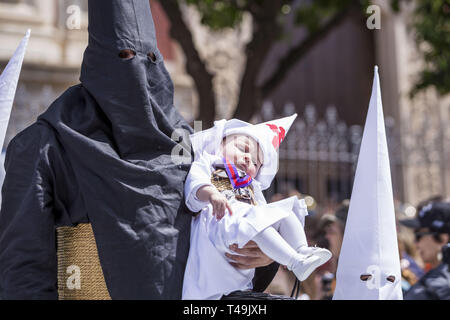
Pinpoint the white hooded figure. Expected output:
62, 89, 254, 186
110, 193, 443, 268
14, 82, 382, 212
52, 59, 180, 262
0, 30, 30, 206
182, 114, 331, 300
333, 66, 403, 300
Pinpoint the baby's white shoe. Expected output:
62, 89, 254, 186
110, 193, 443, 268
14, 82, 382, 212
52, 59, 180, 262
290, 246, 332, 281
298, 246, 332, 265
289, 254, 322, 281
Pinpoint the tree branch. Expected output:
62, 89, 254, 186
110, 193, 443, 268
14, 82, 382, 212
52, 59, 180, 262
158, 0, 216, 127
260, 3, 355, 98
232, 0, 286, 121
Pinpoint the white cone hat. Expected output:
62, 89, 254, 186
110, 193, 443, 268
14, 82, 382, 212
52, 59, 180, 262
333, 66, 402, 300
0, 29, 30, 151
190, 114, 297, 190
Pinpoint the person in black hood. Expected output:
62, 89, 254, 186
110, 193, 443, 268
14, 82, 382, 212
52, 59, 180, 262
0, 0, 276, 299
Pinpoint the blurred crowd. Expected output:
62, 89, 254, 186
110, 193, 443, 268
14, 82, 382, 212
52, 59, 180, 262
264, 192, 450, 300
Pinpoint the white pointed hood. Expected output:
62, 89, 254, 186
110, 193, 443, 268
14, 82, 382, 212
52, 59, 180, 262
0, 29, 30, 151
333, 66, 402, 300
190, 114, 297, 190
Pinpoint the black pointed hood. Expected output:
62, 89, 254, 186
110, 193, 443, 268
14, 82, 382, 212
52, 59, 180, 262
36, 0, 193, 299
85, 0, 157, 54
80, 0, 189, 158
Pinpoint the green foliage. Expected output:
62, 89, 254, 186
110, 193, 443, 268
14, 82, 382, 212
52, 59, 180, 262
410, 0, 450, 95
184, 0, 244, 30
390, 0, 402, 12
183, 0, 301, 30
294, 0, 356, 33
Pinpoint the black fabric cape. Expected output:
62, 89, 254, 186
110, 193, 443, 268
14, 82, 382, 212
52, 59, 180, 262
0, 0, 278, 299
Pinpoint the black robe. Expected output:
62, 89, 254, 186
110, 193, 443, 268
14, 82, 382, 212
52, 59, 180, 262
0, 0, 277, 300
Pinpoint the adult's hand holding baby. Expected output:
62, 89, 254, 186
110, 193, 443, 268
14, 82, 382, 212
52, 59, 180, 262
197, 186, 273, 267
226, 241, 274, 269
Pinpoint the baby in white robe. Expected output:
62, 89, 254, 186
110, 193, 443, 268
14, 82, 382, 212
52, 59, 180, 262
182, 116, 331, 300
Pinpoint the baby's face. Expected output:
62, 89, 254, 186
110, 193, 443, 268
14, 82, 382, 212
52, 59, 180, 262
221, 134, 263, 179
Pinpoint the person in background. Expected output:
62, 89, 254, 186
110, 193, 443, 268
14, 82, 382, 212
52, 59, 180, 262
317, 200, 348, 274
399, 201, 450, 300
310, 200, 348, 299
397, 224, 425, 293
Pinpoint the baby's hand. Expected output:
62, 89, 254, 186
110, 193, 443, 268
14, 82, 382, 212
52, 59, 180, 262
209, 191, 233, 220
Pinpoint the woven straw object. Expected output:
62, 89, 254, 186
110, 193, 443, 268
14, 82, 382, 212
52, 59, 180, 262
56, 223, 111, 300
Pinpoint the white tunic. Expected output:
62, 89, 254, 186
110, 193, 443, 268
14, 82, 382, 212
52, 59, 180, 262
182, 152, 308, 300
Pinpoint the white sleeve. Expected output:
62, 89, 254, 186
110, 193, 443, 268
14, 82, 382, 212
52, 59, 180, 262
184, 153, 215, 213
